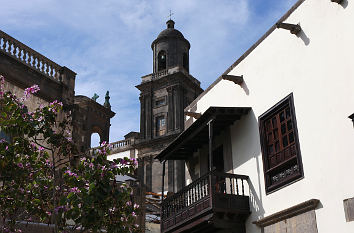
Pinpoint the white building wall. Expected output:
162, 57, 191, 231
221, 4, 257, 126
107, 149, 135, 161
187, 0, 354, 232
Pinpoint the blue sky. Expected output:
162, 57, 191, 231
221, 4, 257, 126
0, 0, 297, 144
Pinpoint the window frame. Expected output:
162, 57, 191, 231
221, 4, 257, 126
154, 96, 167, 108
155, 115, 167, 137
258, 93, 304, 194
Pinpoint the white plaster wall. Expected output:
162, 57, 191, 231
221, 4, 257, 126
189, 0, 354, 232
107, 149, 135, 161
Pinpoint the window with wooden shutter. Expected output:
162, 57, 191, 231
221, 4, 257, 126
259, 93, 303, 193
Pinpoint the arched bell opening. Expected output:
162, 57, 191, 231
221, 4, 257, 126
158, 50, 167, 71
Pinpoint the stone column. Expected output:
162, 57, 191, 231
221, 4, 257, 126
146, 156, 153, 192
138, 157, 145, 188
145, 94, 152, 139
139, 95, 145, 139
167, 86, 174, 132
174, 85, 183, 130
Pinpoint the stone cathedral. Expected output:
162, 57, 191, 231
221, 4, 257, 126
133, 19, 203, 193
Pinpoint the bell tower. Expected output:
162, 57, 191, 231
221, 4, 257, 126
135, 20, 203, 193
152, 20, 190, 73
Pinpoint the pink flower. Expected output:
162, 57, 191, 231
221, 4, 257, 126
131, 158, 138, 166
17, 163, 24, 168
65, 170, 78, 178
25, 85, 40, 94
70, 187, 81, 194
120, 159, 127, 165
22, 84, 40, 101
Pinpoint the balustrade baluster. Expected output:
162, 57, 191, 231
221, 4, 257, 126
16, 46, 20, 58
36, 58, 39, 70
32, 55, 36, 67
241, 179, 245, 196
191, 184, 194, 204
51, 65, 55, 78
5, 39, 9, 52
229, 177, 233, 195
185, 190, 187, 208
40, 59, 44, 72
47, 65, 52, 78
202, 180, 204, 198
195, 183, 198, 201
19, 48, 23, 61
44, 62, 48, 75
23, 50, 28, 63
236, 178, 239, 195
12, 44, 16, 57
198, 182, 201, 200
13, 45, 17, 57
189, 186, 192, 204
27, 52, 31, 65
9, 43, 13, 56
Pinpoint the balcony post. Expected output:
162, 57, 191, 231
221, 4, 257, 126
161, 160, 166, 201
208, 119, 214, 172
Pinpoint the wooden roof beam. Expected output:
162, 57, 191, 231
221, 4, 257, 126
222, 75, 244, 85
184, 111, 202, 119
276, 22, 301, 35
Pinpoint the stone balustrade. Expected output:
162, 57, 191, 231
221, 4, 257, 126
88, 139, 133, 156
0, 30, 62, 82
141, 66, 200, 86
111, 138, 132, 149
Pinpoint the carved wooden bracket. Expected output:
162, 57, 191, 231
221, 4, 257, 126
276, 22, 302, 35
222, 75, 244, 85
349, 113, 354, 127
184, 111, 201, 119
331, 0, 343, 3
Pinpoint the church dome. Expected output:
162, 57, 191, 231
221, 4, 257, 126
151, 20, 190, 49
157, 28, 184, 39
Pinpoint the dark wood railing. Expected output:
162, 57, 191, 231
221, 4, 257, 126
161, 171, 249, 233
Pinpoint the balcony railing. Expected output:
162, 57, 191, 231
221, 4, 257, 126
0, 30, 62, 81
161, 171, 250, 233
111, 138, 132, 150
140, 66, 201, 86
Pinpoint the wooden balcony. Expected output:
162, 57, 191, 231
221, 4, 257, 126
161, 171, 250, 233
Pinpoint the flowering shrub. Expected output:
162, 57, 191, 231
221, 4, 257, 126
0, 75, 139, 233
